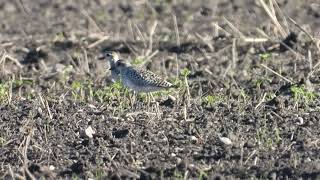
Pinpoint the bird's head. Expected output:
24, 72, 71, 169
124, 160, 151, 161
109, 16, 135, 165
115, 59, 129, 71
98, 51, 119, 62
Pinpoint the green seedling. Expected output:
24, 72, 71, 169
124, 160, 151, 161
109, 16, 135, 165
0, 137, 6, 146
290, 85, 317, 104
0, 83, 8, 103
71, 173, 79, 180
256, 120, 282, 149
11, 79, 33, 87
203, 94, 225, 107
198, 170, 208, 180
60, 65, 73, 83
171, 77, 183, 89
254, 77, 272, 89
173, 169, 183, 179
239, 89, 248, 103
181, 68, 191, 77
131, 57, 145, 65
265, 92, 276, 101
259, 53, 271, 61
53, 31, 66, 42
94, 81, 127, 103
94, 168, 104, 180
71, 81, 85, 101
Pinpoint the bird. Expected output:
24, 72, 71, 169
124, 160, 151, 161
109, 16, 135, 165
114, 59, 175, 93
98, 51, 121, 82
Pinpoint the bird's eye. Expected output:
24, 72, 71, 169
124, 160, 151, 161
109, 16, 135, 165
106, 53, 111, 57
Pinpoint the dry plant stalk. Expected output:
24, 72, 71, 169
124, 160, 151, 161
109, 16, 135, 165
147, 20, 158, 56
172, 14, 180, 46
261, 64, 294, 84
224, 17, 268, 43
80, 9, 103, 33
259, 0, 288, 37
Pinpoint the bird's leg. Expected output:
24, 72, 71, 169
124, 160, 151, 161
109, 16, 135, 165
129, 91, 136, 109
147, 92, 152, 111
146, 93, 151, 111
150, 93, 161, 119
133, 91, 137, 108
150, 93, 156, 103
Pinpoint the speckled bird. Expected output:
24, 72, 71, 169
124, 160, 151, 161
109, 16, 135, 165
98, 51, 121, 82
115, 59, 175, 93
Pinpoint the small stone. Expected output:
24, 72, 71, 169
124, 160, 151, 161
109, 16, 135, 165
219, 136, 232, 145
296, 117, 304, 125
85, 126, 95, 138
190, 136, 198, 143
168, 95, 176, 101
49, 165, 55, 171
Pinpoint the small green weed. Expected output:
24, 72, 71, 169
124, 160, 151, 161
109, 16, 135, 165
93, 168, 105, 180
11, 79, 33, 87
256, 123, 282, 149
181, 68, 191, 77
71, 81, 85, 101
290, 85, 317, 104
0, 137, 6, 146
203, 94, 225, 106
53, 31, 66, 42
239, 89, 248, 103
0, 83, 9, 103
94, 81, 123, 102
259, 53, 272, 61
132, 57, 145, 65
173, 169, 183, 179
254, 77, 272, 89
198, 170, 208, 180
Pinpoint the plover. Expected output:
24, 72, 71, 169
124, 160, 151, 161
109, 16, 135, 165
98, 51, 121, 82
114, 59, 175, 93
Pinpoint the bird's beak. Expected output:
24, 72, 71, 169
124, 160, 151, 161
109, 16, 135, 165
98, 54, 105, 60
109, 66, 115, 70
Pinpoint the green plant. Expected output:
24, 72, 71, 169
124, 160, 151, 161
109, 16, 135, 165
181, 68, 191, 77
171, 77, 183, 89
94, 87, 112, 102
60, 65, 73, 83
173, 169, 183, 179
239, 89, 248, 103
131, 57, 145, 65
94, 81, 127, 103
265, 92, 276, 101
198, 170, 208, 180
254, 77, 272, 89
11, 79, 33, 87
203, 94, 225, 106
290, 85, 317, 104
259, 53, 271, 61
53, 31, 66, 42
0, 83, 9, 103
71, 173, 79, 180
256, 121, 282, 149
71, 80, 94, 101
0, 137, 6, 146
94, 168, 105, 180
71, 81, 85, 101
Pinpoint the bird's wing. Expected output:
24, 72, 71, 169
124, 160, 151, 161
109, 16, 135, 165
126, 67, 172, 87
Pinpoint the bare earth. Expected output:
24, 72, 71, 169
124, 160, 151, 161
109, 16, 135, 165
0, 0, 320, 179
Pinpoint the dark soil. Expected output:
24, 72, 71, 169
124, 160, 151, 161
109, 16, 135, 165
1, 0, 320, 179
